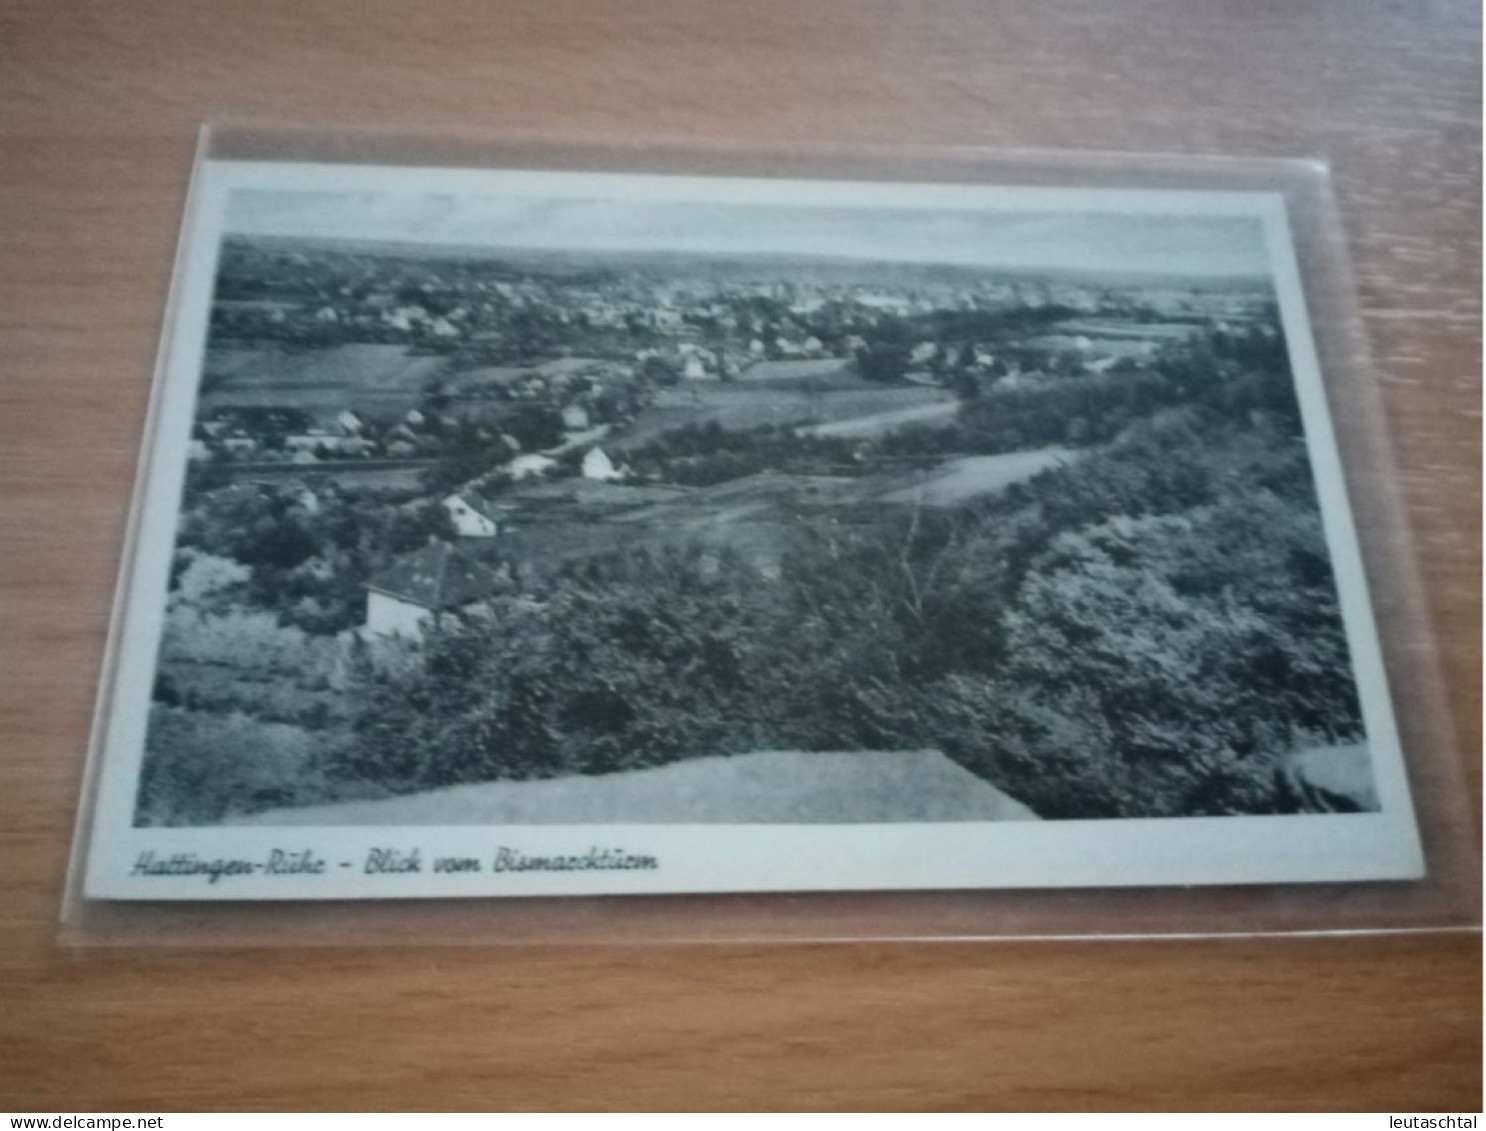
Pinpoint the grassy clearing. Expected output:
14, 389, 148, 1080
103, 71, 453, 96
201, 344, 447, 414
798, 399, 960, 438
735, 358, 857, 386
619, 383, 954, 449
877, 447, 1080, 506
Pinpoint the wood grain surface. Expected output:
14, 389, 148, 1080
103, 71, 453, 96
0, 0, 1479, 1112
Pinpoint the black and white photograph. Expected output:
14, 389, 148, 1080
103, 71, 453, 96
79, 161, 1423, 899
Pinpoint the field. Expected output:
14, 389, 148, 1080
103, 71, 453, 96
200, 344, 448, 416
221, 461, 435, 491
876, 447, 1080, 506
486, 521, 659, 569
505, 480, 694, 509
616, 381, 956, 450
447, 356, 613, 394
799, 399, 961, 438
235, 749, 1040, 824
498, 502, 797, 577
1055, 319, 1202, 341
734, 358, 859, 388
602, 473, 860, 525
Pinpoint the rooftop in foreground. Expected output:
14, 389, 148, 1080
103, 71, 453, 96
236, 749, 1039, 825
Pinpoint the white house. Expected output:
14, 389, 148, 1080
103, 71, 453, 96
284, 433, 331, 452
510, 453, 557, 480
561, 403, 591, 431
582, 447, 621, 481
442, 493, 500, 538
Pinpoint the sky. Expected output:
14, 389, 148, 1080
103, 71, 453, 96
225, 189, 1271, 278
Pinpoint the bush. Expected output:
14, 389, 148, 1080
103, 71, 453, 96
135, 707, 323, 826
934, 496, 1362, 818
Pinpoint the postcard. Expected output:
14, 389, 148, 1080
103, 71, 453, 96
75, 157, 1424, 900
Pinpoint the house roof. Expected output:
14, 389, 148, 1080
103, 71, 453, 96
366, 540, 502, 611
445, 492, 502, 522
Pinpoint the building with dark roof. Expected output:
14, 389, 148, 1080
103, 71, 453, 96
364, 539, 503, 638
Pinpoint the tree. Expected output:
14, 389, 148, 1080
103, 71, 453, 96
424, 423, 517, 494
503, 404, 565, 452
640, 354, 681, 387
854, 341, 910, 384
961, 497, 1362, 819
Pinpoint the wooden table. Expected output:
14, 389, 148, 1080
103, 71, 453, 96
1, 0, 1479, 1111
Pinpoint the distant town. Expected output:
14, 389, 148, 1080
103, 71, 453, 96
198, 235, 1268, 476
188, 236, 1275, 632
